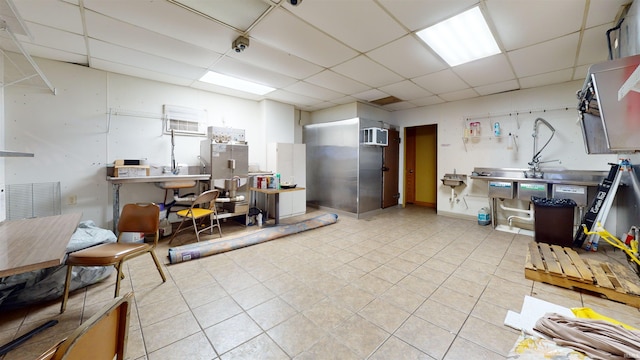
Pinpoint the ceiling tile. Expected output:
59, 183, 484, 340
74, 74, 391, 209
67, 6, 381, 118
577, 23, 613, 66
351, 88, 389, 102
83, 0, 236, 54
367, 35, 447, 79
267, 88, 325, 106
487, 0, 585, 51
438, 88, 479, 102
15, 41, 87, 65
304, 70, 370, 95
89, 39, 206, 79
413, 69, 469, 94
332, 55, 403, 88
85, 11, 221, 68
13, 0, 83, 34
586, 0, 630, 28
282, 81, 345, 101
452, 54, 515, 87
170, 0, 270, 32
378, 80, 432, 101
519, 68, 574, 89
330, 96, 359, 105
227, 38, 323, 80
474, 79, 520, 96
213, 56, 298, 88
191, 80, 264, 101
378, 0, 478, 32
289, 0, 406, 52
92, 58, 195, 87
2, 0, 629, 112
382, 101, 417, 111
410, 96, 445, 107
17, 22, 86, 56
508, 33, 580, 78
251, 8, 357, 67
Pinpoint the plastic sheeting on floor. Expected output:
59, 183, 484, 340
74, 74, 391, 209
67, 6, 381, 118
0, 221, 116, 309
168, 213, 338, 264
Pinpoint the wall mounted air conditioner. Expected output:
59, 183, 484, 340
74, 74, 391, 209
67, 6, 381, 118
163, 105, 207, 136
362, 127, 388, 146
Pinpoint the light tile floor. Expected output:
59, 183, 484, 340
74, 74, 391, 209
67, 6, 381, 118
2, 205, 640, 359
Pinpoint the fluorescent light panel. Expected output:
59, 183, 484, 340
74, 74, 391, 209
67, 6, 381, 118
200, 71, 275, 95
417, 6, 500, 67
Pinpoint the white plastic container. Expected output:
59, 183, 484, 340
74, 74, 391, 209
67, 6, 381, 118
120, 232, 145, 243
477, 207, 491, 226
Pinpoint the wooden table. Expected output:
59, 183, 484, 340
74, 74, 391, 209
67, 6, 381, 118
0, 213, 82, 278
249, 187, 305, 225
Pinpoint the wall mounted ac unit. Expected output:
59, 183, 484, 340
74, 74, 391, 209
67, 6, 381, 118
163, 105, 207, 136
362, 127, 388, 146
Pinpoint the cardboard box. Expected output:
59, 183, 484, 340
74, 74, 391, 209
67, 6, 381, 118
107, 165, 150, 177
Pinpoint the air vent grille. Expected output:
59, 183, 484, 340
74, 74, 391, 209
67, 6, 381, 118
163, 105, 207, 136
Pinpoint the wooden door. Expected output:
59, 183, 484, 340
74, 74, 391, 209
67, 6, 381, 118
405, 128, 416, 204
382, 129, 400, 208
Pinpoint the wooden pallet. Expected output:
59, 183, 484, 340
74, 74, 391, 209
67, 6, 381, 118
525, 241, 640, 308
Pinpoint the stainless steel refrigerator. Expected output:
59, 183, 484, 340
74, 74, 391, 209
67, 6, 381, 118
199, 140, 249, 221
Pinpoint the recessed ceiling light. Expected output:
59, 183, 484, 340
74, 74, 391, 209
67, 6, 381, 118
199, 71, 275, 95
416, 6, 500, 67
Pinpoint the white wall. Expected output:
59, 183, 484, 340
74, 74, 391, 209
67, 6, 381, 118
4, 58, 297, 228
392, 81, 627, 219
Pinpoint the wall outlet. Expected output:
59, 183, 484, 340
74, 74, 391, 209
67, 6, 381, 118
67, 195, 77, 205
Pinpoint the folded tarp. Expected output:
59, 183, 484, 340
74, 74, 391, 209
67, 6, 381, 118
168, 213, 338, 264
0, 220, 116, 309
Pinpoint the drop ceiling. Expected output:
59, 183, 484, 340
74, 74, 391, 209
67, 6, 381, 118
0, 0, 631, 112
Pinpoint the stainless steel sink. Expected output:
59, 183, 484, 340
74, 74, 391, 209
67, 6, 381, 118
441, 173, 467, 187
154, 180, 197, 189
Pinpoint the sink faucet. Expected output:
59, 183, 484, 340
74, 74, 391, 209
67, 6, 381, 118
170, 129, 180, 175
526, 118, 556, 178
197, 155, 207, 174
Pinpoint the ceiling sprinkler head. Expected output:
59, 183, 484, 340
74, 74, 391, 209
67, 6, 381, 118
232, 36, 249, 53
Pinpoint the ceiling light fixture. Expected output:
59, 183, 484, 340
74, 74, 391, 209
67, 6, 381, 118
199, 71, 275, 95
416, 6, 500, 67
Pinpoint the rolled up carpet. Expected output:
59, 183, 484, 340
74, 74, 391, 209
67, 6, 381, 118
168, 213, 338, 264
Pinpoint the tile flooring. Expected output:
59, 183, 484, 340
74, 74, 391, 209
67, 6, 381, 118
2, 205, 640, 359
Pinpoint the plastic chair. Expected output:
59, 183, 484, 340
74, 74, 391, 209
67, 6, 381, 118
169, 189, 222, 244
60, 203, 166, 313
38, 292, 133, 360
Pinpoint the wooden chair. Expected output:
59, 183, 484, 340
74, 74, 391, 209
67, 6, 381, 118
38, 292, 133, 360
169, 189, 222, 244
60, 203, 166, 313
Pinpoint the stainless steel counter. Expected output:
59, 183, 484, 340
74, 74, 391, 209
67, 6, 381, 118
470, 167, 607, 186
107, 174, 210, 184
470, 167, 608, 232
107, 174, 211, 232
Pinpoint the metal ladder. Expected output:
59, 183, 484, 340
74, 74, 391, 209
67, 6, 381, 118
573, 159, 640, 249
